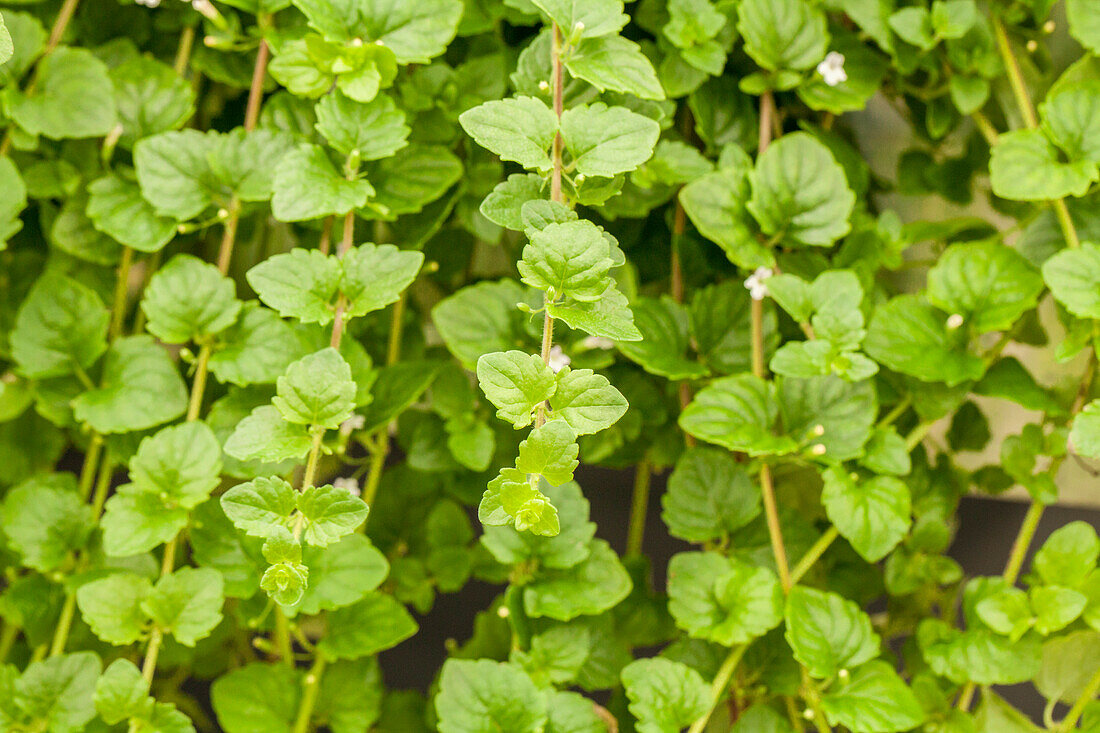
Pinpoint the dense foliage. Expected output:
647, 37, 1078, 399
1, 0, 1100, 730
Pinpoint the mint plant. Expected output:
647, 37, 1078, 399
2, 0, 1100, 731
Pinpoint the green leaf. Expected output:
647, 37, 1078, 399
668, 551, 783, 645
298, 484, 369, 546
529, 0, 627, 38
481, 481, 596, 570
661, 447, 761, 543
616, 297, 709, 380
747, 132, 855, 248
271, 144, 375, 221
340, 243, 423, 318
780, 374, 876, 459
784, 586, 880, 679
863, 295, 985, 386
821, 467, 911, 562
100, 489, 189, 556
72, 336, 189, 433
1071, 400, 1100, 459
1036, 630, 1100, 703
1030, 585, 1087, 634
477, 350, 557, 429
221, 476, 298, 539
293, 0, 462, 62
565, 35, 664, 101
318, 592, 418, 659
917, 618, 1041, 685
211, 664, 299, 733
246, 249, 343, 325
480, 469, 561, 536
547, 283, 643, 342
1032, 521, 1100, 588
621, 657, 709, 733
142, 567, 224, 646
208, 302, 304, 387
481, 173, 545, 231
1042, 242, 1100, 319
1039, 81, 1100, 165
10, 273, 108, 379
515, 420, 579, 485
293, 534, 389, 615
75, 573, 152, 646
523, 539, 633, 620
0, 474, 92, 572
990, 129, 1097, 201
548, 367, 628, 435
315, 90, 409, 159
141, 254, 241, 344
86, 174, 179, 253
889, 7, 936, 50
737, 0, 828, 72
560, 103, 660, 177
273, 348, 356, 428
130, 421, 222, 509
435, 659, 547, 733
94, 659, 151, 725
12, 652, 101, 733
224, 405, 314, 463
358, 361, 441, 433
679, 374, 797, 456
0, 13, 12, 66
926, 241, 1043, 333
1068, 0, 1100, 55
110, 56, 195, 148
459, 97, 557, 170
819, 661, 925, 733
0, 156, 26, 245
261, 560, 310, 608
8, 47, 117, 139
518, 220, 614, 301
432, 280, 527, 367
680, 162, 773, 269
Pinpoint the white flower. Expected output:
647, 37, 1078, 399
547, 344, 571, 373
744, 266, 774, 301
817, 51, 847, 87
581, 336, 615, 350
946, 313, 965, 330
334, 477, 361, 496
339, 414, 365, 436
135, 0, 161, 8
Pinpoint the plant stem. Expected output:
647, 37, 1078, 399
173, 25, 196, 76
329, 212, 356, 349
301, 431, 324, 491
1060, 663, 1100, 731
90, 457, 113, 519
291, 653, 327, 733
48, 594, 77, 657
359, 293, 408, 509
1002, 500, 1044, 586
108, 247, 134, 340
78, 434, 104, 501
186, 343, 212, 421
133, 250, 162, 334
625, 460, 651, 558
877, 396, 912, 429
800, 668, 831, 733
905, 420, 935, 452
0, 622, 17, 663
687, 644, 747, 733
274, 607, 293, 668
317, 215, 335, 255
790, 526, 839, 585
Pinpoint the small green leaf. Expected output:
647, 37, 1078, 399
100, 489, 189, 556
785, 586, 880, 679
518, 220, 615, 301
75, 573, 152, 646
661, 447, 761, 543
211, 664, 299, 733
616, 297, 709, 380
141, 253, 242, 344
679, 374, 797, 456
141, 567, 224, 646
477, 350, 557, 429
130, 421, 222, 509
314, 90, 409, 159
680, 162, 773, 269
822, 467, 911, 562
459, 97, 558, 170
990, 129, 1097, 201
621, 657, 709, 733
340, 243, 423, 318
1067, 0, 1100, 55
1036, 630, 1100, 703
515, 420, 579, 486
224, 405, 314, 463
819, 660, 925, 733
298, 484, 369, 546
221, 477, 298, 539
1032, 521, 1100, 588
548, 367, 628, 435
738, 0, 828, 72
560, 103, 660, 177
110, 55, 195, 148
10, 273, 108, 379
12, 652, 101, 733
435, 659, 547, 733
246, 248, 343, 325
926, 240, 1043, 333
8, 47, 117, 139
529, 0, 627, 38
565, 35, 664, 101
319, 592, 419, 659
271, 144, 375, 221
1041, 242, 1100, 319
523, 539, 633, 620
72, 336, 189, 433
747, 132, 855, 248
94, 659, 151, 725
272, 348, 357, 428
0, 474, 92, 572
86, 173, 178, 253
668, 551, 783, 645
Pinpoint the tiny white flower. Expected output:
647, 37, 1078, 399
817, 51, 847, 87
946, 313, 965, 330
744, 266, 773, 301
547, 344, 571, 373
349, 37, 363, 47
334, 477, 361, 496
135, 0, 161, 8
538, 80, 550, 92
811, 443, 827, 456
339, 414, 366, 435
582, 336, 615, 350
812, 424, 825, 436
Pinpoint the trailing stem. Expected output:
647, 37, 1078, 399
686, 645, 747, 733
625, 460, 651, 558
